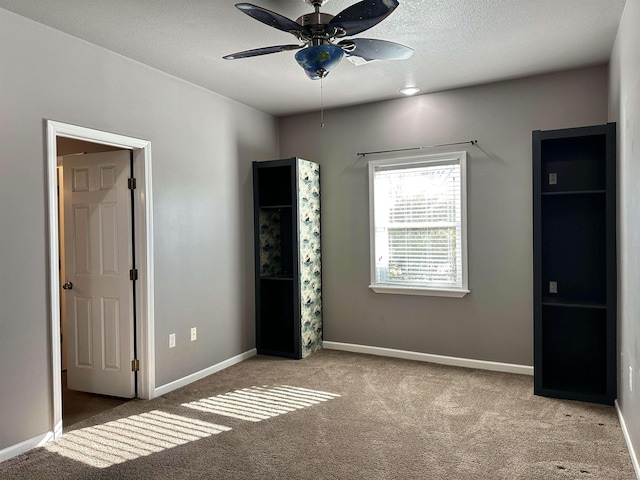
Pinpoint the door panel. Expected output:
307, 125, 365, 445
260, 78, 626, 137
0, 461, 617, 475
102, 297, 120, 370
72, 204, 91, 275
63, 151, 135, 399
100, 202, 119, 275
74, 296, 93, 367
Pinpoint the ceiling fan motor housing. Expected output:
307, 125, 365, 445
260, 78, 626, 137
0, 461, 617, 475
296, 12, 334, 28
296, 12, 338, 44
303, 0, 330, 6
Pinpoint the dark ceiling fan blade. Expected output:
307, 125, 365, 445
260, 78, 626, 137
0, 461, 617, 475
223, 44, 304, 60
235, 3, 308, 35
338, 38, 413, 62
329, 0, 399, 36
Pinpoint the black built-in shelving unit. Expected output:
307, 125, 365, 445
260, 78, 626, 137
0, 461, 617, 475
253, 158, 322, 359
533, 123, 616, 405
254, 160, 299, 358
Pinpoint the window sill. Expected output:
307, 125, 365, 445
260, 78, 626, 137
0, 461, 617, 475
369, 284, 471, 298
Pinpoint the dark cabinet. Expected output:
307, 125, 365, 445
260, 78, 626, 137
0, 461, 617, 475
253, 158, 322, 359
533, 123, 616, 405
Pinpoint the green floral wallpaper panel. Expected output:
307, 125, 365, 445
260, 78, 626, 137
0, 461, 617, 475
297, 159, 322, 357
259, 208, 283, 277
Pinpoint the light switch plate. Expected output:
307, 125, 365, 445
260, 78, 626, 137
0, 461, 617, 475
191, 327, 197, 342
169, 333, 176, 348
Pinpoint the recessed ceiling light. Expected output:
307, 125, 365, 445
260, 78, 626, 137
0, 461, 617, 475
400, 87, 421, 96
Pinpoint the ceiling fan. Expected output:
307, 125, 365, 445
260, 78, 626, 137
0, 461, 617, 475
223, 0, 414, 80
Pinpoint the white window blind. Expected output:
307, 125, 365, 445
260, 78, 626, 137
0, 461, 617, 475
369, 153, 469, 297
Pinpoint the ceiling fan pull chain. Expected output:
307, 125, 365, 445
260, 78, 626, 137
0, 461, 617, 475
320, 76, 325, 129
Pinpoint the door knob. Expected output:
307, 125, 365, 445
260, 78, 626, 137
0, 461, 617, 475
62, 282, 73, 290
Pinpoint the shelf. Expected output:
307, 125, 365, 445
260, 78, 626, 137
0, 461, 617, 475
535, 387, 609, 404
540, 134, 607, 192
257, 165, 293, 206
259, 204, 292, 209
541, 190, 605, 196
260, 275, 294, 281
258, 278, 295, 355
542, 297, 606, 309
539, 306, 607, 400
256, 348, 299, 360
541, 194, 606, 304
258, 207, 294, 278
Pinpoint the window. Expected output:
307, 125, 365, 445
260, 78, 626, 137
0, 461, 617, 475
368, 152, 469, 297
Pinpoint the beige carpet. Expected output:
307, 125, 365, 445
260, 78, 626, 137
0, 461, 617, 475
0, 350, 635, 479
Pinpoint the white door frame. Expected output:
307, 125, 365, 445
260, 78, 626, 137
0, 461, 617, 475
46, 120, 155, 439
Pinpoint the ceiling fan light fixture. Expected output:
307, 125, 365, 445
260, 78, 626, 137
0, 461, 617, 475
224, 1, 414, 81
295, 45, 345, 80
400, 86, 421, 96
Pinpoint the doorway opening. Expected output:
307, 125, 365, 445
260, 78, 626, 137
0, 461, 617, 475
57, 142, 131, 427
46, 121, 155, 438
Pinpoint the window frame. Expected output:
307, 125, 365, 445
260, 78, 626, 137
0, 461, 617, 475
368, 151, 470, 298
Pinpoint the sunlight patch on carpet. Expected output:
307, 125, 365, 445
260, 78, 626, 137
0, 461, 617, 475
182, 385, 341, 422
44, 410, 231, 468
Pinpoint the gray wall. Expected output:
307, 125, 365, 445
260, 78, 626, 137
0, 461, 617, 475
0, 8, 278, 450
609, 0, 640, 464
279, 66, 609, 366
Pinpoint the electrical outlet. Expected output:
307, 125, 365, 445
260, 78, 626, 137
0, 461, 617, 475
190, 327, 197, 342
549, 281, 558, 294
630, 366, 633, 392
169, 333, 176, 348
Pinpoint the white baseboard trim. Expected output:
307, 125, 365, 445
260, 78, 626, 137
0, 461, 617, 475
54, 419, 63, 439
323, 341, 534, 376
154, 348, 257, 397
616, 400, 640, 480
0, 431, 54, 463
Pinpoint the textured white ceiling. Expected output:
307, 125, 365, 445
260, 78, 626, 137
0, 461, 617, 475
0, 0, 626, 116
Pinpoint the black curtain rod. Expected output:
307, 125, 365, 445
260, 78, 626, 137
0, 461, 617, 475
357, 140, 478, 158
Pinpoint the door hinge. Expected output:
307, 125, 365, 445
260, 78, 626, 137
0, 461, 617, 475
130, 269, 138, 281
128, 178, 137, 190
131, 359, 140, 372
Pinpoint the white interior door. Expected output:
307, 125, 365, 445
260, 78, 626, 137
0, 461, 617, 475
63, 151, 135, 398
